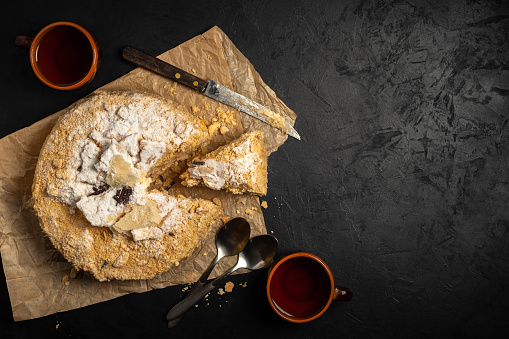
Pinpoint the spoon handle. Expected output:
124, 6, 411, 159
195, 254, 220, 289
165, 254, 221, 325
166, 266, 236, 323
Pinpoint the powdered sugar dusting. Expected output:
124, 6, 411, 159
188, 159, 225, 190
76, 189, 125, 226
44, 92, 204, 235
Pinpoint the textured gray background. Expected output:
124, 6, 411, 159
1, 0, 508, 338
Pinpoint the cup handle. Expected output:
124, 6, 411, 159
15, 36, 33, 49
333, 286, 353, 302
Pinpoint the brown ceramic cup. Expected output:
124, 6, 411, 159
266, 252, 352, 323
15, 22, 100, 90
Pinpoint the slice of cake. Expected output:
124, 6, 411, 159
180, 130, 268, 196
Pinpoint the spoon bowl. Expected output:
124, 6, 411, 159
209, 217, 251, 281
234, 234, 279, 271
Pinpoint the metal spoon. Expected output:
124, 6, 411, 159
165, 217, 250, 325
166, 234, 278, 325
192, 217, 251, 293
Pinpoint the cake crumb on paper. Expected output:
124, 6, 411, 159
261, 201, 268, 209
61, 274, 69, 285
165, 82, 178, 95
220, 126, 229, 135
208, 122, 220, 135
239, 282, 247, 288
218, 288, 225, 295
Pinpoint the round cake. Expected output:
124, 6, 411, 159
32, 91, 223, 281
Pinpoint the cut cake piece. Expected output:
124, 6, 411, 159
181, 130, 268, 196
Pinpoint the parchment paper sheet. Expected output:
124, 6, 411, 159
0, 26, 296, 321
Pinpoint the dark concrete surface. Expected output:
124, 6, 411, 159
1, 0, 508, 338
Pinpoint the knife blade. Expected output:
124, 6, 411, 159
122, 46, 300, 140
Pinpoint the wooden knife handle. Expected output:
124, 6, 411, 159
122, 46, 208, 93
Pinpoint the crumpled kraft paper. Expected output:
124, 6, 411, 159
0, 26, 296, 321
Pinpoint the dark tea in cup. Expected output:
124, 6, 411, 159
267, 252, 352, 323
15, 22, 100, 90
36, 25, 93, 86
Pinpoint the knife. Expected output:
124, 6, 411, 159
122, 46, 300, 140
